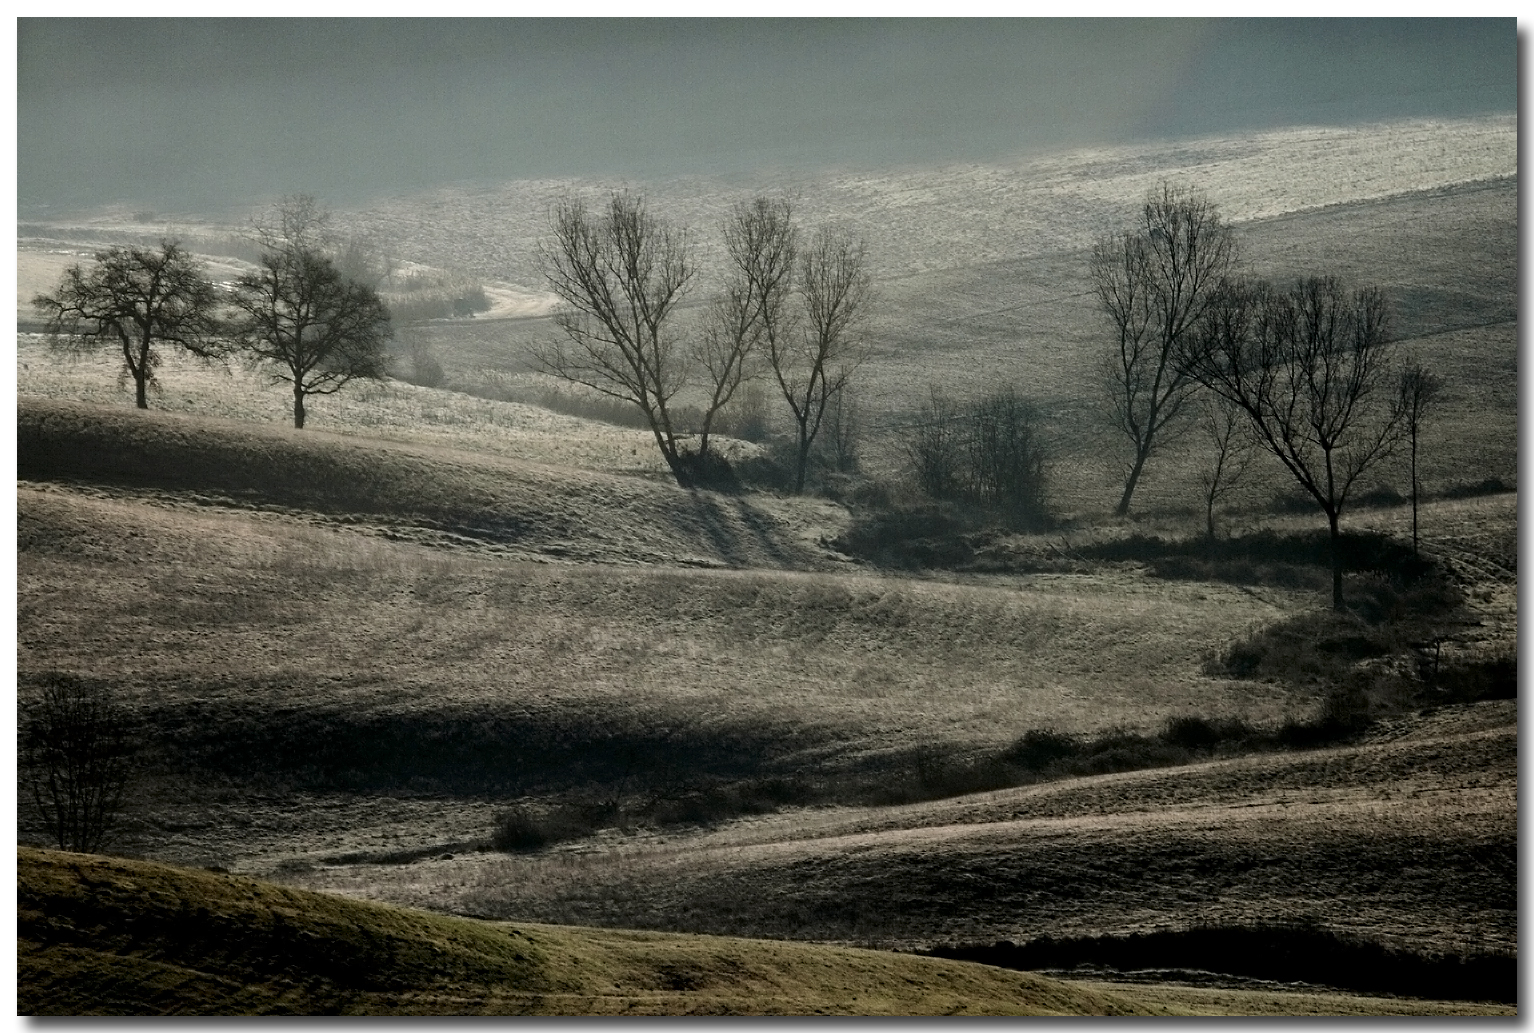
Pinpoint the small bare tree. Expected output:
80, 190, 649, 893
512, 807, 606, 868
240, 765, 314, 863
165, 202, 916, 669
251, 193, 395, 291
1397, 357, 1444, 557
534, 193, 699, 486
770, 226, 873, 494
1184, 276, 1404, 610
817, 384, 862, 475
695, 197, 798, 458
967, 388, 1049, 526
21, 675, 137, 854
904, 388, 965, 500
902, 387, 1050, 527
1197, 392, 1258, 541
1094, 181, 1238, 516
250, 192, 332, 258
32, 241, 223, 409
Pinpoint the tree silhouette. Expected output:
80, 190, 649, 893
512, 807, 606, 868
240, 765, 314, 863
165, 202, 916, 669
1094, 182, 1237, 516
1185, 276, 1404, 610
32, 241, 222, 409
228, 247, 392, 429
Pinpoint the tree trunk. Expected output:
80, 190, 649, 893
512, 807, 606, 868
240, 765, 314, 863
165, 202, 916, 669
1410, 430, 1420, 557
1114, 448, 1150, 517
794, 425, 812, 494
1328, 508, 1345, 611
129, 339, 149, 409
649, 424, 693, 489
293, 387, 306, 429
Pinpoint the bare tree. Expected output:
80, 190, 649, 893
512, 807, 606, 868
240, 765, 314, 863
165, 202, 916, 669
770, 226, 873, 494
250, 192, 333, 258
817, 384, 862, 475
251, 193, 395, 291
32, 241, 222, 409
1197, 392, 1258, 541
1094, 181, 1238, 516
1184, 276, 1404, 610
228, 247, 393, 428
904, 387, 965, 500
967, 388, 1049, 527
534, 193, 699, 486
1397, 357, 1444, 557
695, 197, 798, 457
902, 387, 1050, 527
21, 675, 137, 854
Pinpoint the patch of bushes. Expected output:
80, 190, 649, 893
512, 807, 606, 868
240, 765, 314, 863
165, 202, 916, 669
673, 448, 741, 492
492, 776, 820, 851
1352, 485, 1407, 508
899, 387, 1052, 530
926, 924, 1516, 1003
997, 699, 1376, 781
829, 500, 995, 568
1438, 476, 1513, 500
1082, 528, 1431, 582
492, 803, 603, 851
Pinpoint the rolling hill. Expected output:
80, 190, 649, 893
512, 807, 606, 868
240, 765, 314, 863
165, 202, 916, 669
19, 848, 1510, 1016
16, 112, 1518, 1015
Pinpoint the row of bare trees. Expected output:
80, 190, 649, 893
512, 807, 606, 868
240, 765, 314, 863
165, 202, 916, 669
534, 193, 872, 492
1093, 182, 1444, 610
32, 196, 394, 429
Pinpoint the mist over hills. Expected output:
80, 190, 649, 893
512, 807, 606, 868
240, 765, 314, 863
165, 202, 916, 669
18, 18, 1515, 216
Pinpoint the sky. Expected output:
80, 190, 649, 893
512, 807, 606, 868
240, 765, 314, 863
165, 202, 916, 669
15, 18, 1519, 216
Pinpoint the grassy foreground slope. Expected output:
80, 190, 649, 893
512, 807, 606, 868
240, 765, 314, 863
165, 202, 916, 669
19, 849, 1507, 1016
16, 847, 1164, 1016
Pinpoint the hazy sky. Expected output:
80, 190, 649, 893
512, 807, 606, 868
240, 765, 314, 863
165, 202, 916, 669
17, 18, 1517, 215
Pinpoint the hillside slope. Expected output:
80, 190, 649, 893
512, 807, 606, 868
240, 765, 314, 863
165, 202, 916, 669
293, 702, 1516, 965
19, 847, 1176, 1016
18, 396, 838, 570
20, 848, 1508, 1016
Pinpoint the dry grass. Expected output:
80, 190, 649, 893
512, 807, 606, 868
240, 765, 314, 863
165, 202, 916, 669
15, 122, 1518, 1010
287, 701, 1515, 962
20, 848, 1509, 1016
17, 397, 817, 569
18, 477, 1315, 754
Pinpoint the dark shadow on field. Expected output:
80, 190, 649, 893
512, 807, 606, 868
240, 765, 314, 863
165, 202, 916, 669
454, 810, 1516, 974
683, 492, 800, 569
926, 926, 1516, 1004
121, 679, 839, 799
18, 397, 538, 540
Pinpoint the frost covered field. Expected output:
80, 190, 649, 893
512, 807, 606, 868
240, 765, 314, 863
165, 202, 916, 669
19, 116, 1516, 511
341, 115, 1516, 284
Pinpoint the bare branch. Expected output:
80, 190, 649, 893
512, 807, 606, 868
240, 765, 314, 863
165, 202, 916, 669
1094, 180, 1238, 516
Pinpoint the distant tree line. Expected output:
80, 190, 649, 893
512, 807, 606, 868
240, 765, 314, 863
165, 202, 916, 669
31, 183, 1447, 610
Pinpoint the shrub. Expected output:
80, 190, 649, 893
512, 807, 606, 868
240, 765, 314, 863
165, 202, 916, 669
1439, 476, 1512, 500
1002, 729, 1081, 771
21, 674, 138, 853
899, 387, 1051, 529
674, 448, 740, 492
491, 804, 596, 852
